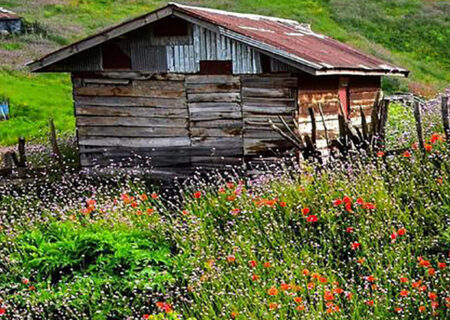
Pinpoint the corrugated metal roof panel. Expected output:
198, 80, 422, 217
173, 3, 407, 74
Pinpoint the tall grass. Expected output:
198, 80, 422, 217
0, 134, 448, 319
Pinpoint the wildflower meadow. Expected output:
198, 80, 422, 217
0, 99, 449, 319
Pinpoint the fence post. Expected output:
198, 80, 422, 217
442, 96, 449, 143
413, 101, 425, 152
49, 118, 62, 165
18, 137, 26, 167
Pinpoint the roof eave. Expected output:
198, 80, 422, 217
314, 69, 409, 77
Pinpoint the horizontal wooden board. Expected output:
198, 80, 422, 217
75, 82, 185, 98
243, 105, 295, 115
190, 111, 242, 121
244, 129, 284, 138
75, 96, 186, 108
189, 103, 241, 113
244, 138, 293, 155
240, 75, 298, 88
190, 119, 243, 129
190, 127, 243, 137
242, 87, 294, 98
78, 136, 191, 148
191, 136, 243, 148
186, 83, 240, 93
187, 92, 241, 103
77, 116, 188, 127
76, 106, 188, 118
185, 75, 240, 85
77, 126, 188, 137
74, 72, 186, 81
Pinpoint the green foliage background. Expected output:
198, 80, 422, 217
0, 0, 449, 145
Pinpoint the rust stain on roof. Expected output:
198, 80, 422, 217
173, 3, 405, 74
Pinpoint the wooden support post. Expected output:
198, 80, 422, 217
442, 96, 449, 143
3, 152, 12, 169
308, 107, 317, 145
318, 103, 330, 148
413, 101, 425, 152
18, 137, 26, 167
49, 118, 62, 165
378, 99, 389, 146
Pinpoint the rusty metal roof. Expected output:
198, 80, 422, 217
28, 3, 408, 76
0, 7, 20, 20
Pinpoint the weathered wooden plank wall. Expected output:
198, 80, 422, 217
241, 74, 297, 158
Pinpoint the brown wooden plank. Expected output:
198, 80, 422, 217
77, 126, 188, 137
74, 96, 186, 108
187, 92, 241, 103
75, 83, 185, 98
190, 111, 242, 121
189, 103, 241, 113
74, 72, 186, 81
243, 105, 295, 115
77, 116, 188, 127
185, 75, 240, 85
75, 106, 188, 118
242, 87, 294, 98
78, 136, 190, 148
186, 83, 240, 93
191, 136, 243, 148
190, 119, 243, 129
190, 127, 243, 137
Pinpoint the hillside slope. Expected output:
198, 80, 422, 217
0, 0, 448, 145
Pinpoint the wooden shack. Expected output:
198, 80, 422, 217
0, 8, 21, 34
28, 3, 408, 177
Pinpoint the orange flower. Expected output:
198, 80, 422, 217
399, 277, 408, 283
296, 305, 305, 311
424, 143, 432, 152
146, 208, 154, 214
140, 194, 148, 201
302, 269, 310, 276
366, 275, 376, 283
428, 292, 437, 301
400, 290, 409, 297
131, 201, 138, 208
227, 255, 236, 263
319, 276, 328, 284
412, 280, 422, 288
268, 303, 279, 310
307, 282, 315, 290
438, 262, 446, 270
397, 228, 406, 236
280, 283, 291, 291
357, 258, 365, 265
227, 195, 236, 201
403, 150, 411, 158
346, 292, 353, 300
376, 151, 385, 157
333, 288, 344, 294
428, 268, 435, 276
251, 274, 259, 281
430, 133, 443, 143
294, 297, 303, 304
267, 287, 278, 296
181, 209, 189, 216
231, 311, 238, 319
263, 262, 271, 268
230, 208, 240, 216
22, 278, 30, 285
363, 202, 376, 210
193, 191, 202, 199
365, 300, 374, 307
248, 260, 257, 268
151, 193, 158, 199
394, 307, 402, 313
302, 207, 310, 216
279, 201, 287, 208
418, 306, 426, 313
324, 291, 334, 301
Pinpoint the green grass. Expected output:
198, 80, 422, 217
0, 69, 73, 145
0, 0, 448, 145
0, 138, 448, 319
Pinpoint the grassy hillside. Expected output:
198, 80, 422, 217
0, 0, 448, 145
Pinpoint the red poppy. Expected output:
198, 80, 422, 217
412, 142, 419, 150
296, 305, 305, 311
333, 199, 343, 206
302, 269, 310, 276
428, 268, 436, 276
324, 291, 334, 301
248, 260, 257, 268
345, 202, 353, 212
397, 228, 406, 236
431, 301, 439, 309
346, 227, 354, 233
365, 300, 374, 307
403, 150, 411, 158
438, 262, 446, 269
251, 274, 260, 281
333, 288, 344, 294
230, 208, 240, 216
193, 191, 202, 199
356, 197, 364, 205
218, 187, 226, 194
306, 215, 318, 223
142, 315, 150, 320
363, 202, 376, 210
146, 208, 154, 214
351, 242, 360, 250
263, 262, 271, 268
376, 151, 385, 157
428, 292, 437, 300
268, 303, 279, 310
151, 193, 158, 199
319, 276, 328, 284
294, 297, 303, 303
302, 207, 310, 216
343, 196, 351, 204
227, 255, 236, 263
400, 277, 408, 283
366, 275, 376, 283
400, 290, 409, 297
391, 232, 398, 240
140, 194, 148, 201
424, 143, 432, 152
418, 306, 426, 313
394, 307, 403, 313
279, 201, 287, 208
0, 308, 5, 316
430, 133, 443, 144
280, 283, 291, 291
231, 311, 238, 319
22, 278, 30, 285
